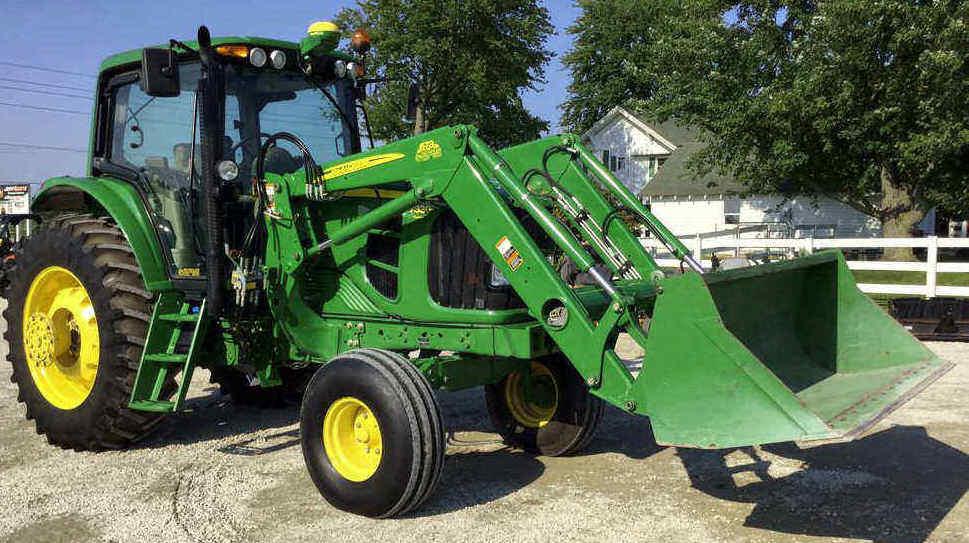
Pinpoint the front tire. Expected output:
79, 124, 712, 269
485, 355, 603, 456
3, 214, 168, 450
300, 349, 444, 518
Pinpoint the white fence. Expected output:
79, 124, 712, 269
643, 235, 969, 298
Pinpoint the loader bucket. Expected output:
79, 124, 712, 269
632, 251, 952, 449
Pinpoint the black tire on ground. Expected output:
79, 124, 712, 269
3, 214, 170, 451
300, 348, 445, 518
485, 355, 604, 456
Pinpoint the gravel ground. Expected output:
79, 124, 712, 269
1, 299, 967, 543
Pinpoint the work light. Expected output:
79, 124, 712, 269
334, 60, 347, 78
270, 50, 286, 69
249, 47, 267, 68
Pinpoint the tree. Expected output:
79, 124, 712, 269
335, 0, 554, 148
561, 0, 675, 134
566, 0, 969, 258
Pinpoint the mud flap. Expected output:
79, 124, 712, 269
631, 251, 953, 449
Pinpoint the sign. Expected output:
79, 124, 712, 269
0, 184, 30, 215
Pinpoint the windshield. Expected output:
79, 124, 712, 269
224, 65, 356, 181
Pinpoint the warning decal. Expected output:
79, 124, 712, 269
495, 236, 523, 271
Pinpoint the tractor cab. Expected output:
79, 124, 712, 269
91, 25, 365, 282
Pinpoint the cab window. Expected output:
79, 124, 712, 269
107, 63, 203, 274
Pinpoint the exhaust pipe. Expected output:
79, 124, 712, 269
196, 25, 226, 317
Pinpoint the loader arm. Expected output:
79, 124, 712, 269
262, 125, 652, 406
261, 124, 951, 449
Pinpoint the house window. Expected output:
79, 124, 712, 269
634, 154, 669, 186
609, 154, 625, 173
724, 198, 741, 225
599, 149, 626, 173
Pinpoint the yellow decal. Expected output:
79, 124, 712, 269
495, 236, 523, 271
177, 267, 201, 277
323, 153, 406, 180
415, 140, 443, 162
404, 204, 435, 220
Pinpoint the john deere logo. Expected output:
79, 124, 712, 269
415, 140, 442, 162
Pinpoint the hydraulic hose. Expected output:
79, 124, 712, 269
467, 134, 620, 297
570, 143, 704, 273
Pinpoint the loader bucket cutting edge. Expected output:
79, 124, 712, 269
630, 251, 953, 449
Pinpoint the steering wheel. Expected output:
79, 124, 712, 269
229, 132, 273, 159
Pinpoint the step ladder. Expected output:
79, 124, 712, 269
128, 293, 207, 412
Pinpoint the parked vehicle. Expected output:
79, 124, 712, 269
4, 22, 951, 518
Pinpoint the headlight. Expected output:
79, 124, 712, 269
334, 60, 347, 78
269, 50, 286, 69
217, 160, 239, 182
249, 47, 267, 68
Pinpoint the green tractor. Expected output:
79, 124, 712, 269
5, 21, 952, 518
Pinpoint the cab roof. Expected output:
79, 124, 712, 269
99, 36, 300, 73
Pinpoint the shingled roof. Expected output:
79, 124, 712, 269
625, 112, 746, 198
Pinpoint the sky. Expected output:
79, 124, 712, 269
0, 0, 581, 187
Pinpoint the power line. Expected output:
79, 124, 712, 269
0, 142, 88, 153
0, 102, 89, 115
0, 76, 91, 93
0, 61, 96, 79
0, 85, 92, 100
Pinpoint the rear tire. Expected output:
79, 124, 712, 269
485, 355, 603, 456
300, 349, 444, 518
3, 214, 169, 450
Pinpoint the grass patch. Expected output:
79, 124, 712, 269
852, 270, 969, 287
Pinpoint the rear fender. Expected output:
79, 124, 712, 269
32, 177, 172, 291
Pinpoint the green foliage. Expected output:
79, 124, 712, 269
336, 0, 554, 148
565, 0, 969, 230
561, 0, 675, 134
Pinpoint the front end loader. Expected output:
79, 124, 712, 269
5, 20, 951, 518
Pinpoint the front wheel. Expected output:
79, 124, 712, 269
485, 355, 603, 456
300, 349, 444, 518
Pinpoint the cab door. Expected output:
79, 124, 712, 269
96, 63, 205, 279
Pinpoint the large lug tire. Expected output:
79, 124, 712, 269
300, 349, 445, 518
3, 214, 170, 451
485, 355, 604, 456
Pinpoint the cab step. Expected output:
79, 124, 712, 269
128, 293, 207, 413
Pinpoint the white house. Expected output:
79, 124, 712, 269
582, 107, 911, 241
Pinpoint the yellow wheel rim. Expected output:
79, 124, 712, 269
323, 396, 383, 482
22, 266, 100, 410
504, 361, 559, 428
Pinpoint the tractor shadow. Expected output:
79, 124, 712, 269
411, 388, 546, 514
137, 385, 546, 512
134, 384, 301, 452
675, 425, 969, 543
414, 448, 546, 516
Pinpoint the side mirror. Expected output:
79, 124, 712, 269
405, 82, 420, 123
140, 48, 180, 97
